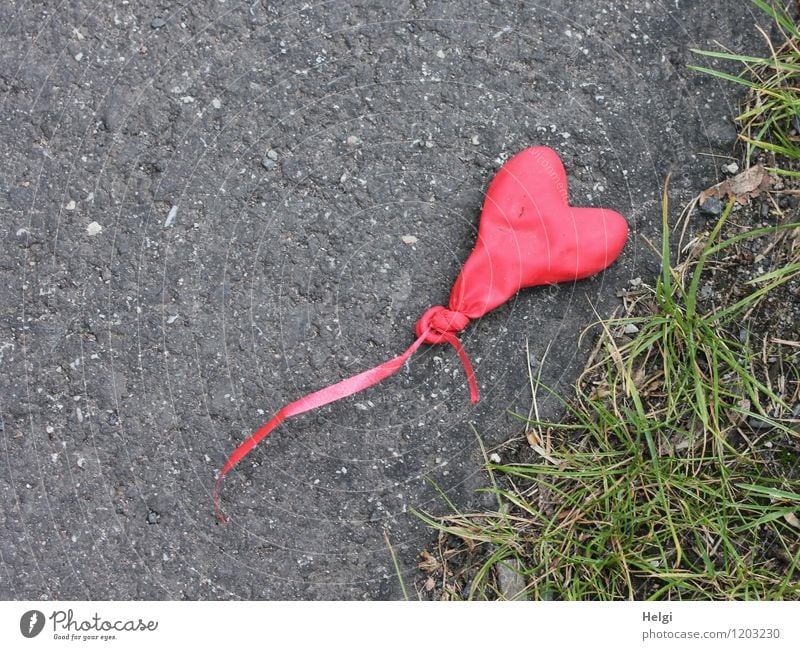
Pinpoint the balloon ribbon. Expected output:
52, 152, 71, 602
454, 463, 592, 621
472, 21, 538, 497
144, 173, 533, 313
213, 323, 478, 522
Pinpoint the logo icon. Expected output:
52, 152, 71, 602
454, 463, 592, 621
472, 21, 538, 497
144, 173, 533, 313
20, 610, 45, 638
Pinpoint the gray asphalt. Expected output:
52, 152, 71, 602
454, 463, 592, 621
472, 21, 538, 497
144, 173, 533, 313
1, 0, 763, 599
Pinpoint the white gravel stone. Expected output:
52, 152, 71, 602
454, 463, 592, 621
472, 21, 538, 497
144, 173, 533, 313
164, 205, 178, 227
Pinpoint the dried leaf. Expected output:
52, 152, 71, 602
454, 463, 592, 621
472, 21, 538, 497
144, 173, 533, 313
589, 383, 611, 400
417, 549, 440, 573
525, 429, 541, 447
784, 512, 800, 530
699, 165, 772, 205
529, 443, 562, 465
424, 576, 436, 591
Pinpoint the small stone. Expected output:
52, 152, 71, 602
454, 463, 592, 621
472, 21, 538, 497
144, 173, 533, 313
146, 509, 161, 524
211, 98, 221, 109
489, 452, 501, 463
471, 135, 480, 146
401, 235, 418, 245
86, 221, 103, 236
150, 18, 166, 29
266, 149, 279, 161
74, 52, 83, 62
181, 96, 195, 104
496, 558, 527, 600
748, 416, 774, 430
345, 135, 362, 147
629, 277, 642, 287
698, 197, 722, 217
65, 200, 76, 211
723, 161, 739, 175
164, 205, 178, 227
435, 49, 446, 59
261, 157, 277, 170
623, 323, 640, 335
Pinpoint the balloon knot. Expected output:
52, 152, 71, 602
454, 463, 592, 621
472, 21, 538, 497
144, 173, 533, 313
415, 306, 470, 344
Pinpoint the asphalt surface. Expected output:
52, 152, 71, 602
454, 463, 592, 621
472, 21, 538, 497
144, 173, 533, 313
1, 1, 764, 599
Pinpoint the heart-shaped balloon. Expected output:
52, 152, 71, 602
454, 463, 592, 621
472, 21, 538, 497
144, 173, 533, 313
214, 146, 628, 521
415, 146, 628, 341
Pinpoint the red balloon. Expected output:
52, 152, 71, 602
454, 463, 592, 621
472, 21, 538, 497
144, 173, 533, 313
214, 146, 628, 521
416, 146, 628, 341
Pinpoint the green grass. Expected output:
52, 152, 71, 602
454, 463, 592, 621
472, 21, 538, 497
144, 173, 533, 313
690, 0, 800, 162
413, 189, 800, 600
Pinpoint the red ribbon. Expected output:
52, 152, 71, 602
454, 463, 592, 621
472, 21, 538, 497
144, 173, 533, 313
213, 316, 478, 523
213, 146, 629, 522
